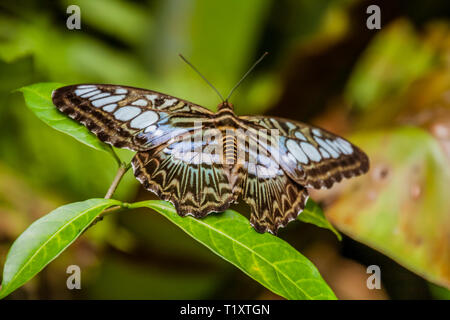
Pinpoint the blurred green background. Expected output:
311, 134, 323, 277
0, 0, 449, 299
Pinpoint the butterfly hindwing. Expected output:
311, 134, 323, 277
52, 84, 214, 151
240, 116, 369, 189
237, 138, 309, 234
132, 127, 239, 217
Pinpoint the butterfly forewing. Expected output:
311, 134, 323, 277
52, 84, 214, 151
240, 116, 369, 189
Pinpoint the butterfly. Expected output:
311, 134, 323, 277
51, 57, 369, 234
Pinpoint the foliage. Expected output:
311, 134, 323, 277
0, 199, 120, 299
131, 201, 336, 300
19, 83, 112, 154
0, 196, 336, 299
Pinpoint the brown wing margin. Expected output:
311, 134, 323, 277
297, 144, 369, 189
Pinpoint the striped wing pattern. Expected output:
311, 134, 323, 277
52, 84, 369, 234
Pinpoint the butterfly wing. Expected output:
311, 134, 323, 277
236, 137, 309, 234
52, 84, 214, 151
54, 84, 236, 216
132, 127, 239, 217
240, 116, 369, 189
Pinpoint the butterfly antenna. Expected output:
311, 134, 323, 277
225, 52, 268, 102
179, 54, 225, 102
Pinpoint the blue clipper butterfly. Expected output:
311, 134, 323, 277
52, 55, 369, 234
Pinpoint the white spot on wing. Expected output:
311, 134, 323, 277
315, 137, 339, 158
247, 163, 257, 175
294, 132, 307, 141
102, 104, 117, 112
77, 85, 96, 89
328, 140, 340, 152
336, 138, 353, 154
144, 125, 157, 133
286, 152, 297, 164
132, 99, 148, 106
160, 98, 177, 108
256, 165, 281, 178
92, 95, 126, 107
75, 88, 97, 96
257, 153, 272, 167
286, 139, 309, 164
300, 142, 322, 162
286, 122, 296, 130
115, 88, 128, 94
312, 128, 322, 136
130, 111, 159, 129
146, 94, 158, 104
325, 139, 342, 157
80, 90, 101, 98
319, 147, 330, 158
89, 92, 110, 100
114, 106, 141, 121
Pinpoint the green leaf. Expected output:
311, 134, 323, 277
429, 283, 450, 300
299, 199, 342, 240
18, 83, 114, 155
0, 198, 120, 299
129, 200, 336, 300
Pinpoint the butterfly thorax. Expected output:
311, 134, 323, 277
214, 102, 240, 126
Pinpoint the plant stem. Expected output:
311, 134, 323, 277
84, 162, 131, 233
104, 162, 131, 199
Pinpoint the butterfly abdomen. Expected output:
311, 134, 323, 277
223, 134, 237, 165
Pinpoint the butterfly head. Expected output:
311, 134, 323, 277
218, 101, 234, 112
